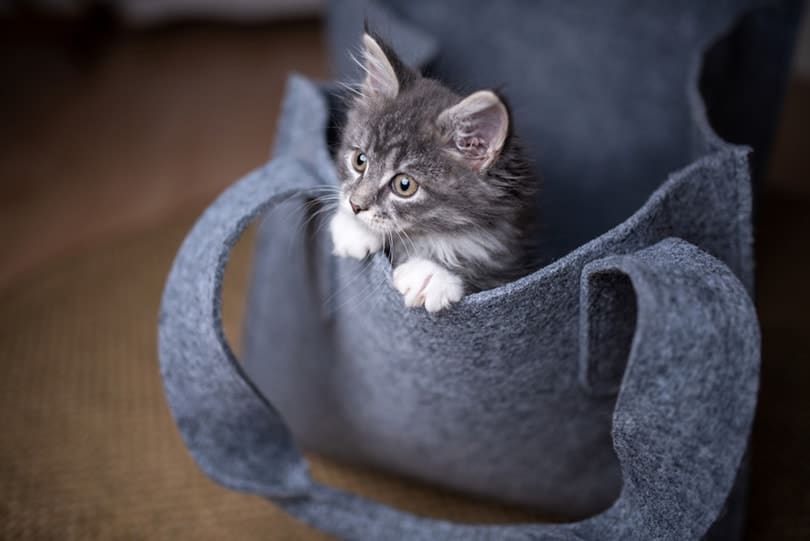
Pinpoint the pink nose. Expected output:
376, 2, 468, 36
350, 201, 366, 214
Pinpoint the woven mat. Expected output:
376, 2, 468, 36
0, 213, 547, 541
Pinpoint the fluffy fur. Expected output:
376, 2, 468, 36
329, 32, 539, 312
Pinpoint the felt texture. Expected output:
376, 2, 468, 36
157, 0, 785, 539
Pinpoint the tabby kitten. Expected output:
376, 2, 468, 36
330, 32, 539, 313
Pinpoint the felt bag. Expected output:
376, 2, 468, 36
158, 1, 799, 538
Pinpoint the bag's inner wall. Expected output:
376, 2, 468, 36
330, 0, 767, 263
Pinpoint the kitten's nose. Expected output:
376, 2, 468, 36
349, 200, 367, 214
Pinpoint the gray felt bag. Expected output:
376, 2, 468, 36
158, 1, 800, 539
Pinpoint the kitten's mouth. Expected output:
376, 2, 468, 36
359, 216, 392, 234
361, 216, 411, 239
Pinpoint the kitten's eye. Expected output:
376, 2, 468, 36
351, 149, 368, 173
391, 173, 419, 197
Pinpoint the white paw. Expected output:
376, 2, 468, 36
392, 258, 464, 313
330, 209, 383, 260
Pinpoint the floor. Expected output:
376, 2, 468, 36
1, 13, 808, 540
0, 15, 327, 286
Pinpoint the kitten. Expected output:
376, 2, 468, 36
330, 32, 539, 313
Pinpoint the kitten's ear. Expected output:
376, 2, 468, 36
358, 33, 401, 100
439, 90, 509, 172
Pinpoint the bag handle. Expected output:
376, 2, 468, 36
572, 240, 759, 540
159, 159, 759, 540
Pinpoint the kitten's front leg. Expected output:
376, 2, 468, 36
393, 258, 464, 313
330, 208, 384, 260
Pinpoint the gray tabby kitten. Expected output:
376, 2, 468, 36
330, 32, 539, 313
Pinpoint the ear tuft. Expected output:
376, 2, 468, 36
439, 90, 509, 171
358, 33, 400, 100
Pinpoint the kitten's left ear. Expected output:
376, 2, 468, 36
359, 33, 405, 100
439, 90, 509, 172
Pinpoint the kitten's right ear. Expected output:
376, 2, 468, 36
357, 32, 409, 100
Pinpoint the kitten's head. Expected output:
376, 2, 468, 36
337, 32, 513, 237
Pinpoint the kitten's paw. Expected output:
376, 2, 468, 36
393, 258, 464, 313
330, 209, 383, 260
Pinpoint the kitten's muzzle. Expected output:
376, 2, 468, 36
349, 200, 368, 215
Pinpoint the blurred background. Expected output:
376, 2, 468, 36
0, 1, 808, 539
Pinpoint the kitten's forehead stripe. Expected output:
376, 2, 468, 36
396, 159, 419, 173
392, 142, 414, 169
371, 128, 430, 172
